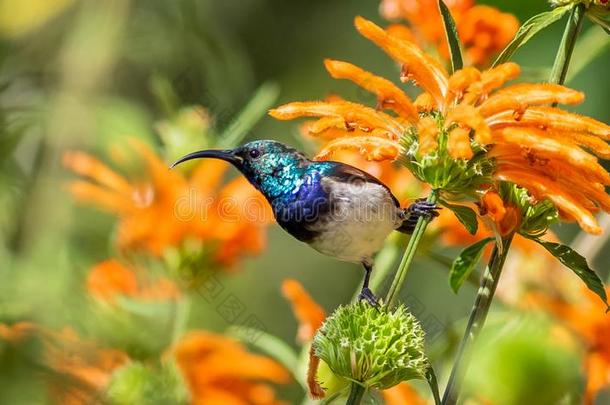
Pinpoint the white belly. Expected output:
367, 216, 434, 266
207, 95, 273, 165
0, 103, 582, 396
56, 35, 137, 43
308, 179, 401, 263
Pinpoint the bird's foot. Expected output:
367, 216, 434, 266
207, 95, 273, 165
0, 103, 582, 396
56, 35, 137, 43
358, 287, 379, 307
400, 199, 440, 233
402, 199, 440, 230
407, 198, 440, 219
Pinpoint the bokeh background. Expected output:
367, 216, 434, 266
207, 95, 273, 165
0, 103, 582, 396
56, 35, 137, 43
1, 0, 609, 403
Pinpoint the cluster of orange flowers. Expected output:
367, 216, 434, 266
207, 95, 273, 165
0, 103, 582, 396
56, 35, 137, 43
47, 106, 288, 402
0, 261, 290, 404
63, 140, 269, 266
379, 0, 519, 66
271, 16, 610, 235
271, 9, 610, 402
0, 322, 129, 405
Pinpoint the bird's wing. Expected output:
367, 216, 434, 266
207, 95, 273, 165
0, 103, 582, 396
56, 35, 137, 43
272, 170, 332, 243
318, 162, 401, 207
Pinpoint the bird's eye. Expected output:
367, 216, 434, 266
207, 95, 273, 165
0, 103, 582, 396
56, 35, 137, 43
249, 149, 261, 159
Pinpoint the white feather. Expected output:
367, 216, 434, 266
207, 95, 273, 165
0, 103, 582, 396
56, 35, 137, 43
308, 178, 402, 263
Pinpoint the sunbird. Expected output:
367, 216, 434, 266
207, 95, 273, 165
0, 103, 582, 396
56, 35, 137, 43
172, 140, 438, 304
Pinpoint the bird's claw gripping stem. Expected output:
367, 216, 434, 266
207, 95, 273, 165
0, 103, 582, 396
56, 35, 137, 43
400, 199, 440, 233
408, 199, 440, 218
358, 287, 379, 307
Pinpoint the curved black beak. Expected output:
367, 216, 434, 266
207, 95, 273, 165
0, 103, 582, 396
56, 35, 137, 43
170, 149, 243, 169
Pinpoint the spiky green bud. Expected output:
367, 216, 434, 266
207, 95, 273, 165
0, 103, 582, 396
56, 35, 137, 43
312, 302, 428, 390
106, 360, 190, 405
401, 114, 494, 197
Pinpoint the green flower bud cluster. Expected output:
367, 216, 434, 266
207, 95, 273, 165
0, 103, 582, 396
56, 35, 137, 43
90, 295, 179, 361
156, 105, 213, 168
550, 0, 609, 10
106, 360, 190, 405
312, 302, 428, 390
401, 113, 494, 197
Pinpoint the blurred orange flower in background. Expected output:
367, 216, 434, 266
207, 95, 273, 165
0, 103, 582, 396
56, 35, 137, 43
383, 382, 427, 405
87, 259, 180, 302
44, 329, 129, 405
271, 16, 610, 235
1, 322, 291, 405
536, 286, 610, 404
174, 331, 290, 405
0, 321, 36, 344
0, 322, 129, 405
63, 140, 269, 267
379, 0, 519, 66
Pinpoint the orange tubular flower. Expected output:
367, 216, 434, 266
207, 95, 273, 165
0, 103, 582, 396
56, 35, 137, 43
174, 331, 290, 405
270, 17, 610, 235
87, 259, 180, 302
281, 279, 327, 398
281, 279, 326, 343
480, 190, 520, 237
64, 140, 269, 266
379, 0, 518, 66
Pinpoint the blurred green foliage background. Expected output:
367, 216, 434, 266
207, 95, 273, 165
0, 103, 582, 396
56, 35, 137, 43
1, 0, 609, 403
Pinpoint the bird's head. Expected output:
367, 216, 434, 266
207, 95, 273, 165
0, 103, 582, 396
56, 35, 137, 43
172, 140, 310, 198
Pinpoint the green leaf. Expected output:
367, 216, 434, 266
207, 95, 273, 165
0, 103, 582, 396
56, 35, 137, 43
588, 14, 610, 35
493, 5, 573, 67
425, 366, 442, 405
440, 200, 478, 235
567, 26, 610, 82
437, 0, 463, 73
533, 239, 609, 311
549, 3, 585, 85
449, 237, 495, 293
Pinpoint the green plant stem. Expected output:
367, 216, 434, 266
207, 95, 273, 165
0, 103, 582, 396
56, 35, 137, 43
217, 82, 280, 148
549, 3, 586, 86
346, 383, 365, 405
441, 234, 514, 405
385, 190, 439, 308
426, 366, 442, 405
